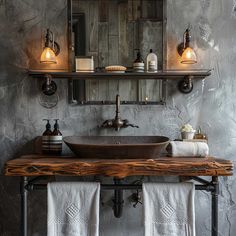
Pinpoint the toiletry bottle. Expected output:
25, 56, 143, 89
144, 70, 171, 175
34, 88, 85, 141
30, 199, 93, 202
146, 49, 158, 72
42, 119, 52, 154
133, 49, 144, 72
50, 119, 63, 155
194, 127, 208, 141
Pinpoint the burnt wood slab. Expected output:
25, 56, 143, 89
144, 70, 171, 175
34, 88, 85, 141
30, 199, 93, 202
4, 155, 233, 178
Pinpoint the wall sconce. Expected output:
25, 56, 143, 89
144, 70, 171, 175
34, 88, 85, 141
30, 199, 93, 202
40, 29, 60, 64
177, 27, 197, 64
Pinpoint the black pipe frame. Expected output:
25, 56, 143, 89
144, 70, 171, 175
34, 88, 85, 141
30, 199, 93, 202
20, 176, 219, 236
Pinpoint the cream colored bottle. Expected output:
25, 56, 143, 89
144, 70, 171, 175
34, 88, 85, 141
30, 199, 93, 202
146, 49, 158, 72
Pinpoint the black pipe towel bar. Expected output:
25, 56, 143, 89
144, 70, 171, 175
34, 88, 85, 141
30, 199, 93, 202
20, 176, 219, 236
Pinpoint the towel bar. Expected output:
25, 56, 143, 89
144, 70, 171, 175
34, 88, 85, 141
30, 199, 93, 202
20, 176, 219, 236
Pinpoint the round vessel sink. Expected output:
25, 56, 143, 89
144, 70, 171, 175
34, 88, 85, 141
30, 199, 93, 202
64, 136, 169, 159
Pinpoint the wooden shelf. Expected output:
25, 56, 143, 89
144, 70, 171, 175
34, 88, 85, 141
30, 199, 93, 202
5, 155, 233, 178
28, 69, 211, 80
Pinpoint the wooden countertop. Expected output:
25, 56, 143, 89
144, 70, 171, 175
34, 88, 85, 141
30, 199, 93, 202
4, 155, 233, 178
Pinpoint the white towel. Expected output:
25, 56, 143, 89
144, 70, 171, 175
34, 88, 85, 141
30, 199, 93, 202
47, 182, 100, 236
167, 141, 209, 157
143, 182, 195, 236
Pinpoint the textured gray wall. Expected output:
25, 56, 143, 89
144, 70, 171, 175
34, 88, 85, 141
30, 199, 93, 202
0, 0, 235, 235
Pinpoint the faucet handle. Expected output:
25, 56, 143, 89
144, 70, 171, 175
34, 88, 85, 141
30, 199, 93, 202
127, 124, 139, 128
100, 120, 113, 128
123, 119, 139, 128
130, 190, 142, 208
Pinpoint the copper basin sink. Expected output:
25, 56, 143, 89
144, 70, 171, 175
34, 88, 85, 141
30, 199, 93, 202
63, 136, 169, 159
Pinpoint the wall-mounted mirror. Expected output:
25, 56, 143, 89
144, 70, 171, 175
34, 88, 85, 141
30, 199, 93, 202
68, 0, 166, 105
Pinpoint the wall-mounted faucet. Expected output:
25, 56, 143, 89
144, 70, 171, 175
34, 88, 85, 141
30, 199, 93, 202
101, 94, 139, 131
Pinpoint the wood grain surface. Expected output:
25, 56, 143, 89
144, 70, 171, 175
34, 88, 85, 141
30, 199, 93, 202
5, 155, 233, 178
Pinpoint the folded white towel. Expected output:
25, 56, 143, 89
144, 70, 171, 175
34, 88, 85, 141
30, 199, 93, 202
143, 182, 195, 236
167, 141, 209, 157
47, 182, 100, 236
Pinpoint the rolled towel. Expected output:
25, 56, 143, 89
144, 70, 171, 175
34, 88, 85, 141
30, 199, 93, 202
167, 141, 209, 157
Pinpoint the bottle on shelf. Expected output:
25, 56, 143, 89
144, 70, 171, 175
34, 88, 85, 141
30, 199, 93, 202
50, 119, 63, 155
133, 49, 145, 72
42, 119, 52, 154
194, 127, 208, 141
146, 49, 158, 73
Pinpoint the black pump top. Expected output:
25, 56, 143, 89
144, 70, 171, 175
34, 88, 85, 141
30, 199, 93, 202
53, 119, 62, 135
43, 119, 51, 131
43, 119, 52, 136
150, 49, 153, 53
54, 119, 59, 130
134, 49, 144, 63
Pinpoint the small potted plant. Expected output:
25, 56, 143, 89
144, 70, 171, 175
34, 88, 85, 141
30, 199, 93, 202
180, 124, 195, 140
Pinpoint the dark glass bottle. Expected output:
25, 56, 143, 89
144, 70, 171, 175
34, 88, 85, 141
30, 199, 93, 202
50, 119, 63, 155
42, 119, 52, 154
133, 49, 144, 72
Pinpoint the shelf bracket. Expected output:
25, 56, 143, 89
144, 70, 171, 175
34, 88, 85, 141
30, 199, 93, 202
178, 75, 193, 94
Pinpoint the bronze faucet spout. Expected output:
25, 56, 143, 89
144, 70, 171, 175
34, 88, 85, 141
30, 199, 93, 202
100, 94, 139, 131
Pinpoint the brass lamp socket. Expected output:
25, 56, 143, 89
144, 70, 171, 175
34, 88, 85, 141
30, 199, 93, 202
44, 28, 60, 56
177, 28, 191, 56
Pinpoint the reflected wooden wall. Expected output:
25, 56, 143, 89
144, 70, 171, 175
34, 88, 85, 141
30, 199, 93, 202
72, 0, 163, 102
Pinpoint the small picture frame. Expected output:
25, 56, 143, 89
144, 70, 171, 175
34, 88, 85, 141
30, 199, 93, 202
75, 56, 94, 72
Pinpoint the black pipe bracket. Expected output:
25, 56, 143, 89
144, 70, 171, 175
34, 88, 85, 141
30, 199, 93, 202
178, 75, 194, 94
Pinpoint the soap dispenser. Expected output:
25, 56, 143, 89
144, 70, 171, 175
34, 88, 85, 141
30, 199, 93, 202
42, 119, 52, 154
133, 49, 144, 72
146, 49, 158, 72
194, 127, 208, 141
50, 119, 63, 155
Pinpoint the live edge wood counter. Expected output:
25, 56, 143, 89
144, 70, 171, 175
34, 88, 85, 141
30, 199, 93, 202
5, 155, 233, 178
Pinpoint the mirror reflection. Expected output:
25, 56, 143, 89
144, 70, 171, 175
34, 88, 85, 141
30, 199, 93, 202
69, 0, 165, 104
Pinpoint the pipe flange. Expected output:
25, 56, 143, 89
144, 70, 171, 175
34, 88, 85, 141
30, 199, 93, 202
178, 76, 193, 94
42, 75, 57, 96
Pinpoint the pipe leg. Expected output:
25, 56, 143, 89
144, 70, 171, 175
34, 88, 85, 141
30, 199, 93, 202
20, 177, 28, 236
211, 176, 219, 236
113, 178, 124, 218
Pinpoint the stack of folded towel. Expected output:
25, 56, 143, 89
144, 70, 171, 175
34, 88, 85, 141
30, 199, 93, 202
166, 141, 209, 157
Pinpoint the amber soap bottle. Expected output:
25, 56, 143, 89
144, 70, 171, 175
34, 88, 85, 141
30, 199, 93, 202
42, 119, 52, 154
50, 119, 63, 155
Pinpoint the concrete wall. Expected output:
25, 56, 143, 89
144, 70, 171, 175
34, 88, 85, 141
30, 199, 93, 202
0, 0, 235, 235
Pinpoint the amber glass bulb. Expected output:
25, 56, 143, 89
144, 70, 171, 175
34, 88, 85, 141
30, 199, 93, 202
40, 47, 57, 64
181, 47, 197, 64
